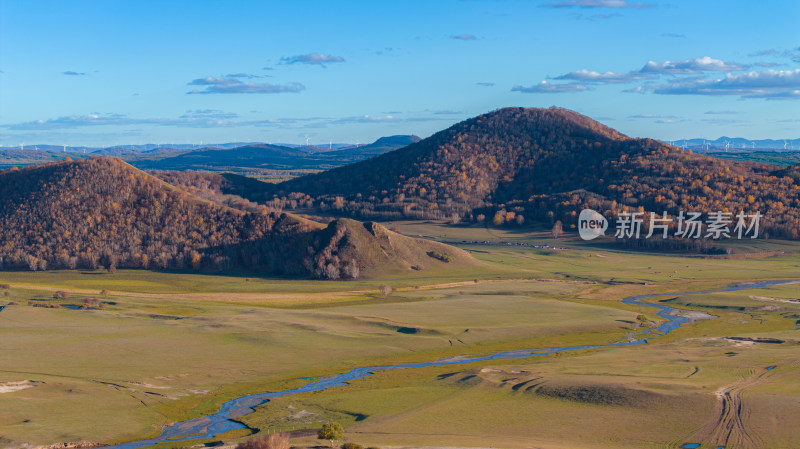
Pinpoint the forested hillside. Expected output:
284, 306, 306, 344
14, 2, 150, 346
259, 107, 800, 239
0, 157, 474, 277
151, 170, 272, 213
0, 157, 318, 272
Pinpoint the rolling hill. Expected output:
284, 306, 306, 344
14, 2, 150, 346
0, 156, 313, 273
1, 136, 427, 176
260, 107, 800, 239
300, 218, 478, 279
0, 157, 476, 278
326, 135, 422, 157
132, 136, 422, 172
0, 149, 91, 169
133, 144, 330, 171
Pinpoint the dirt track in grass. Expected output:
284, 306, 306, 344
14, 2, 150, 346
684, 358, 799, 449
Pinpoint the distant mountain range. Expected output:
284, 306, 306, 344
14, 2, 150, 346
6, 134, 797, 153
0, 135, 422, 156
326, 135, 422, 156
0, 135, 421, 171
665, 137, 800, 152
0, 142, 262, 154
4, 134, 796, 158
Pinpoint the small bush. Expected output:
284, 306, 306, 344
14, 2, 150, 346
427, 250, 453, 263
0, 284, 10, 289
31, 302, 61, 309
54, 290, 70, 300
341, 444, 363, 449
235, 433, 290, 449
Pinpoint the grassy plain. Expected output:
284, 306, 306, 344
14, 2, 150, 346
1, 222, 799, 449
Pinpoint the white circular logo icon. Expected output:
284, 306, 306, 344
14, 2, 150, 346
578, 209, 608, 241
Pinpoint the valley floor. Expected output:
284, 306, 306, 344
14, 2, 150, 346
1, 223, 799, 449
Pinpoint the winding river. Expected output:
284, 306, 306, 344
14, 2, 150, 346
104, 279, 798, 449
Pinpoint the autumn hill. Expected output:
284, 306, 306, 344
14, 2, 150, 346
253, 107, 799, 240
0, 157, 474, 278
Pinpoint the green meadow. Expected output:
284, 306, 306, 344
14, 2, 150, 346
1, 222, 799, 448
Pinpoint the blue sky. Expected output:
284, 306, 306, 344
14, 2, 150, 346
0, 0, 798, 147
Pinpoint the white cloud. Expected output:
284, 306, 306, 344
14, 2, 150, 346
224, 73, 266, 79
4, 112, 247, 130
279, 53, 345, 66
180, 109, 239, 120
639, 56, 747, 74
622, 85, 646, 94
331, 115, 400, 124
552, 56, 746, 88
553, 68, 649, 83
186, 77, 304, 94
511, 81, 589, 93
651, 69, 800, 99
